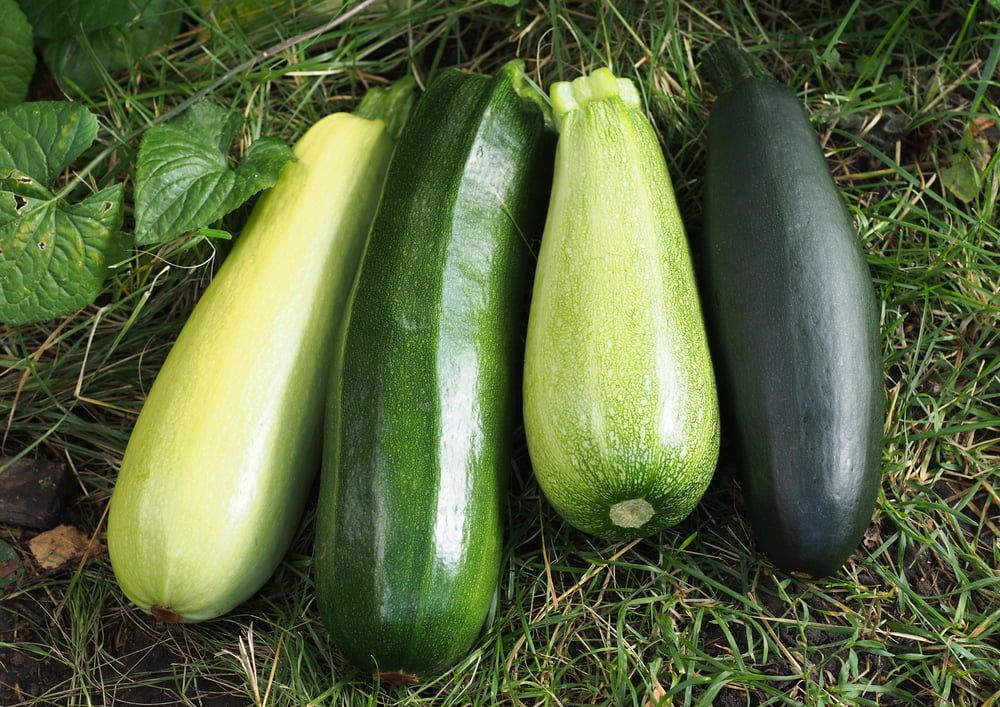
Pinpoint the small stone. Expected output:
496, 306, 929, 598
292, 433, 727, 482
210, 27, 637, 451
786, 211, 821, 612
0, 456, 72, 529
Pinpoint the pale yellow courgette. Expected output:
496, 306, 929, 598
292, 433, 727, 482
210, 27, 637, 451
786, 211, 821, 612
107, 82, 412, 622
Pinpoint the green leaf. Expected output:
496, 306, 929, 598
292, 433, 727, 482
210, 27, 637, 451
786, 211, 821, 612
134, 102, 295, 246
0, 186, 125, 324
354, 76, 416, 141
0, 539, 22, 589
171, 99, 241, 154
0, 103, 99, 185
17, 0, 141, 38
941, 126, 995, 204
822, 47, 843, 70
942, 158, 980, 203
0, 0, 35, 109
0, 102, 127, 325
40, 0, 182, 95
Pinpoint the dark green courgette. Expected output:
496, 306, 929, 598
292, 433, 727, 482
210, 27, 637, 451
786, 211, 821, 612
314, 62, 551, 681
701, 40, 884, 576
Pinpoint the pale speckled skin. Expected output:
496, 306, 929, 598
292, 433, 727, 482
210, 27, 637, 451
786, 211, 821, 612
107, 113, 394, 622
523, 90, 720, 540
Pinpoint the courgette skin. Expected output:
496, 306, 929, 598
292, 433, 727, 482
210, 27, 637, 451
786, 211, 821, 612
107, 84, 411, 622
523, 69, 720, 540
702, 42, 884, 576
314, 63, 551, 680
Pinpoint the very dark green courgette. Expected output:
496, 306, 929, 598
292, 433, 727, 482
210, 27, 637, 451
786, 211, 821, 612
314, 62, 551, 681
701, 41, 884, 576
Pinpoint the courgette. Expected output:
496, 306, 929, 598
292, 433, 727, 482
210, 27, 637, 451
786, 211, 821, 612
314, 61, 551, 681
107, 81, 413, 622
523, 68, 720, 540
701, 40, 884, 576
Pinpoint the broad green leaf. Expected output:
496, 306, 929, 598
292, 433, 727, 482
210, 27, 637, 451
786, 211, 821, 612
40, 0, 182, 95
961, 130, 993, 174
0, 186, 125, 324
0, 0, 35, 108
0, 172, 49, 201
17, 0, 141, 38
134, 102, 295, 246
0, 102, 99, 185
171, 100, 241, 154
0, 102, 127, 325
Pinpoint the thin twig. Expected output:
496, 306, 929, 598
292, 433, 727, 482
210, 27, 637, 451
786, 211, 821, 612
74, 305, 109, 401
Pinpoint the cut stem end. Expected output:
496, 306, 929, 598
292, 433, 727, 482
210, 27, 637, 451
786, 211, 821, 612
699, 39, 772, 96
550, 68, 641, 131
609, 498, 655, 528
375, 670, 420, 685
151, 605, 182, 623
502, 60, 554, 129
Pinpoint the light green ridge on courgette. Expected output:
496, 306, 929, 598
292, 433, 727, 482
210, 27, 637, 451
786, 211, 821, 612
524, 67, 720, 540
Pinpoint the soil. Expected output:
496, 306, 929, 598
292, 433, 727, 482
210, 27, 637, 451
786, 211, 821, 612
0, 596, 71, 704
0, 590, 243, 706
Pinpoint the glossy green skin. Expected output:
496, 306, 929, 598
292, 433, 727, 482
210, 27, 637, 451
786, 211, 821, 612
315, 67, 550, 679
703, 77, 884, 577
108, 113, 394, 621
523, 91, 720, 540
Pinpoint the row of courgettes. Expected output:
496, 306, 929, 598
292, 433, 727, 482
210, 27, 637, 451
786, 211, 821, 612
107, 43, 883, 681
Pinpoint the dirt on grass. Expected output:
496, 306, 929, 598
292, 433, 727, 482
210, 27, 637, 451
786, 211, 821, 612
1, 578, 243, 706
0, 596, 71, 704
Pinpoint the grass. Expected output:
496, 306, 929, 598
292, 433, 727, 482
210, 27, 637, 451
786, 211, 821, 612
1, 0, 998, 704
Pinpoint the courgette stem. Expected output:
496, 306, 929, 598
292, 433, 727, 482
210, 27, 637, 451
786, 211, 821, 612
699, 39, 773, 96
503, 60, 554, 129
550, 67, 641, 132
355, 76, 416, 139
